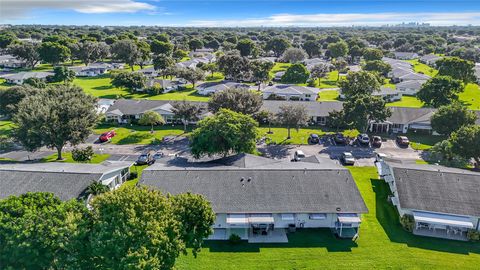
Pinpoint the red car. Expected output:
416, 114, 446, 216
99, 130, 116, 142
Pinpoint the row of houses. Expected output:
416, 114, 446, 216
102, 98, 480, 133
0, 54, 28, 69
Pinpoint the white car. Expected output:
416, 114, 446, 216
341, 152, 355, 165
293, 150, 306, 161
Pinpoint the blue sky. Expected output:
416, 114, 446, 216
2, 0, 480, 26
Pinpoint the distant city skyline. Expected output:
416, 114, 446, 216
1, 0, 480, 26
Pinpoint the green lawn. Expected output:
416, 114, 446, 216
204, 72, 225, 82
258, 126, 359, 145
0, 121, 14, 136
387, 95, 425, 108
122, 164, 148, 188
95, 124, 190, 145
318, 90, 339, 101
41, 152, 110, 163
405, 59, 438, 77
459, 83, 480, 111
269, 62, 292, 78
407, 133, 446, 151
176, 167, 480, 270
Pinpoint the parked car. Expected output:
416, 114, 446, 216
357, 133, 370, 146
136, 151, 155, 165
308, 134, 320, 144
371, 136, 382, 148
333, 133, 347, 145
99, 130, 116, 142
396, 136, 410, 147
152, 151, 164, 160
293, 150, 306, 161
340, 152, 355, 165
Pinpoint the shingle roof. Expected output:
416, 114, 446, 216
2, 71, 54, 80
140, 154, 368, 214
197, 81, 251, 92
396, 79, 427, 90
261, 100, 343, 117
386, 107, 436, 124
262, 84, 320, 95
390, 163, 480, 217
105, 99, 207, 117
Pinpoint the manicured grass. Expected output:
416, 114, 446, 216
0, 121, 14, 136
41, 152, 110, 163
269, 62, 292, 78
405, 59, 438, 77
258, 126, 359, 145
176, 167, 480, 270
204, 72, 225, 82
122, 164, 148, 188
318, 90, 339, 101
407, 133, 446, 151
95, 124, 190, 145
0, 79, 11, 90
387, 95, 424, 108
459, 83, 480, 111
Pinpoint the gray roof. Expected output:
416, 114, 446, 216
2, 71, 53, 80
105, 99, 207, 116
420, 54, 442, 62
396, 79, 427, 90
386, 107, 436, 125
197, 81, 251, 91
393, 52, 418, 58
374, 87, 402, 96
262, 84, 320, 95
140, 154, 368, 214
0, 161, 132, 200
390, 163, 480, 217
261, 100, 343, 117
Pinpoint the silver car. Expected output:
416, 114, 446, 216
341, 152, 355, 165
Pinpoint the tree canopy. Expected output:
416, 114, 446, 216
111, 72, 147, 92
275, 104, 310, 139
208, 88, 263, 115
449, 125, 480, 166
417, 76, 463, 108
436, 57, 475, 83
343, 95, 392, 132
190, 109, 259, 158
339, 71, 381, 98
431, 103, 477, 136
172, 100, 203, 131
138, 110, 165, 132
281, 63, 310, 84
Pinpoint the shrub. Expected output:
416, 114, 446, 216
467, 229, 480, 242
400, 214, 414, 232
147, 84, 164, 96
0, 136, 14, 151
72, 146, 94, 162
86, 181, 110, 195
228, 233, 241, 244
128, 171, 138, 180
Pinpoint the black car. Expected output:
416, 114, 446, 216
308, 133, 320, 144
371, 136, 382, 148
136, 152, 155, 165
333, 133, 347, 145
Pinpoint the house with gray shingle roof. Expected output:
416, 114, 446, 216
262, 84, 319, 101
261, 100, 342, 125
395, 79, 427, 95
419, 54, 442, 66
0, 161, 132, 201
393, 52, 419, 60
196, 81, 251, 96
369, 107, 436, 134
375, 159, 480, 241
1, 71, 54, 85
141, 153, 368, 242
68, 62, 114, 77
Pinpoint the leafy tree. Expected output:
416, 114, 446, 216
111, 39, 141, 71
170, 193, 216, 257
450, 125, 480, 166
173, 49, 188, 60
431, 103, 477, 136
138, 110, 165, 132
275, 104, 309, 139
72, 146, 95, 162
310, 63, 329, 84
0, 192, 89, 269
343, 94, 391, 132
349, 45, 363, 62
0, 33, 17, 48
436, 57, 475, 83
111, 72, 147, 92
339, 71, 380, 98
153, 54, 175, 76
76, 41, 110, 66
217, 51, 251, 81
136, 40, 151, 69
302, 40, 320, 58
23, 77, 47, 88
201, 62, 219, 79
236, 38, 255, 57
8, 42, 41, 69
332, 58, 348, 80
281, 63, 310, 84
188, 39, 204, 51
363, 60, 392, 76
0, 85, 40, 117
327, 110, 349, 131
428, 140, 469, 168
209, 88, 263, 115
177, 67, 205, 89
38, 41, 71, 65
327, 40, 349, 59
12, 85, 98, 160
172, 100, 203, 131
190, 109, 259, 158
86, 181, 110, 195
205, 39, 221, 50
51, 66, 76, 84
362, 48, 383, 61
281, 48, 307, 63
266, 37, 291, 57
251, 60, 274, 90
417, 76, 463, 107
151, 39, 174, 55
88, 186, 183, 269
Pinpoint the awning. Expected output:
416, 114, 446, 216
413, 211, 474, 229
309, 213, 326, 220
337, 213, 361, 223
226, 214, 248, 225
281, 213, 295, 221
248, 214, 274, 224
409, 123, 432, 130
101, 176, 116, 186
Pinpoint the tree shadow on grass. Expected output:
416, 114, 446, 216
371, 178, 480, 255
204, 228, 357, 253
116, 133, 152, 145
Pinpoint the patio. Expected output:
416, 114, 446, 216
248, 229, 289, 243
413, 227, 468, 241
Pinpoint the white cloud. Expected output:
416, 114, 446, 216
0, 0, 156, 21
188, 12, 480, 27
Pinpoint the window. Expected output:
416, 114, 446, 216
317, 117, 326, 125
281, 213, 295, 221
309, 213, 326, 220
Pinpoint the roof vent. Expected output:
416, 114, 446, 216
336, 207, 341, 212
240, 177, 244, 182
247, 177, 251, 182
